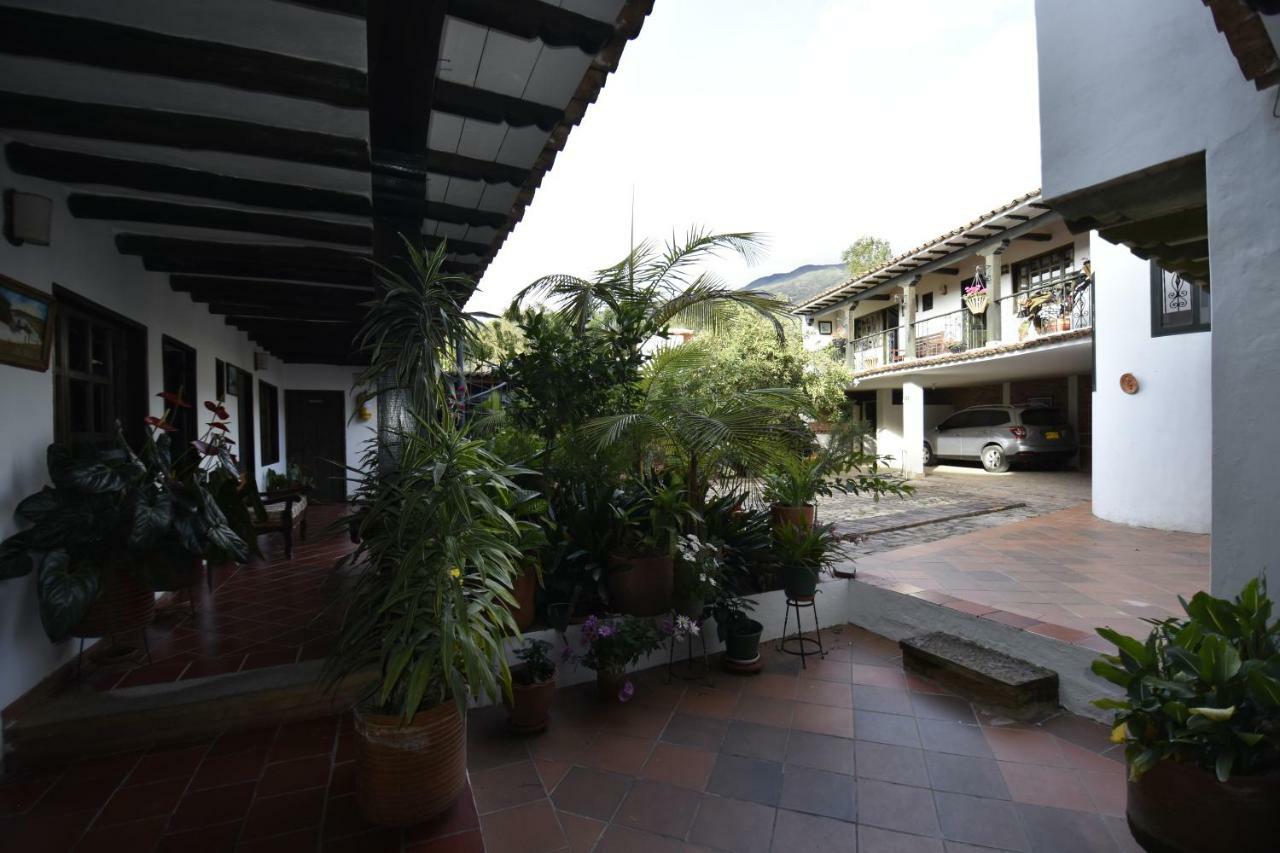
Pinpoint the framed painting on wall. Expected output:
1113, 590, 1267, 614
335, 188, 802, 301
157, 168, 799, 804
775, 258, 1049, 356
0, 274, 55, 371
225, 361, 240, 397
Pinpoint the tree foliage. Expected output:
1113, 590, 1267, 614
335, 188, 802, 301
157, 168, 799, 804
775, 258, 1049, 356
841, 235, 893, 278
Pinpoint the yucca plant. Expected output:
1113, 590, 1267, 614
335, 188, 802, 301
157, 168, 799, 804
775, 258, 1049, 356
1092, 578, 1280, 782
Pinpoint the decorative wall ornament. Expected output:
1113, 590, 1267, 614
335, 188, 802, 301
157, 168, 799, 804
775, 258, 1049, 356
1120, 373, 1140, 395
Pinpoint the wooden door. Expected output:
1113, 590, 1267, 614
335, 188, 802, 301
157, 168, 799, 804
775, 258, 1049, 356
232, 365, 255, 475
285, 390, 347, 503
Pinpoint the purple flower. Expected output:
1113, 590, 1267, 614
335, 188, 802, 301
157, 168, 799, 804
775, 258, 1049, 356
560, 645, 574, 663
617, 680, 635, 703
658, 615, 674, 636
597, 624, 615, 639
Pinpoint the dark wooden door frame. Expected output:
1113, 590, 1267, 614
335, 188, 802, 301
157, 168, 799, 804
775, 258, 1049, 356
284, 389, 347, 503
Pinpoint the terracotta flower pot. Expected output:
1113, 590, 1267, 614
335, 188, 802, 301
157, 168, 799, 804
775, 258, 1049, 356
509, 667, 556, 733
769, 503, 815, 531
354, 702, 467, 827
1126, 758, 1280, 853
606, 553, 673, 617
72, 564, 156, 639
511, 567, 538, 632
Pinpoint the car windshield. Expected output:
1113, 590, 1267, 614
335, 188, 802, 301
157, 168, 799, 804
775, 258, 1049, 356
1021, 408, 1066, 426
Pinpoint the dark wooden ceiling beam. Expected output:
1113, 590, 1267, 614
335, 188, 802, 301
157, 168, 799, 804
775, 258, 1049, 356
0, 7, 366, 108
1098, 206, 1209, 248
67, 194, 491, 256
0, 8, 563, 130
933, 267, 960, 275
8, 142, 509, 229
0, 93, 529, 186
174, 275, 370, 306
286, 0, 615, 53
209, 302, 360, 321
1015, 232, 1054, 242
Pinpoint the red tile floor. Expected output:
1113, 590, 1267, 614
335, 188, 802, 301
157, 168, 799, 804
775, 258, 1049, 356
855, 504, 1211, 651
76, 506, 353, 692
0, 624, 1140, 852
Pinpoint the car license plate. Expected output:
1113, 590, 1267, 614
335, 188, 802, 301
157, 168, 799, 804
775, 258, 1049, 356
1044, 431, 1060, 440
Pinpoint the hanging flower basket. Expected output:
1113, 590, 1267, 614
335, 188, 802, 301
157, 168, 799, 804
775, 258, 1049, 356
964, 291, 990, 315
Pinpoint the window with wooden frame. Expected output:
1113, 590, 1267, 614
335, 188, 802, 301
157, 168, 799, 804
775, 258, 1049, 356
161, 335, 197, 449
259, 379, 281, 466
52, 287, 147, 450
1150, 262, 1210, 336
1012, 245, 1074, 293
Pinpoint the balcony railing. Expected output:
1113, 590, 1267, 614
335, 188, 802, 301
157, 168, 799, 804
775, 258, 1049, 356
845, 272, 1094, 373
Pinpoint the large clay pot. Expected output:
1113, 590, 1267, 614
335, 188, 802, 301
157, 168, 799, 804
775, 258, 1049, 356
606, 554, 673, 617
511, 568, 537, 632
72, 564, 156, 639
509, 667, 557, 733
354, 702, 467, 827
1126, 758, 1280, 853
770, 503, 815, 531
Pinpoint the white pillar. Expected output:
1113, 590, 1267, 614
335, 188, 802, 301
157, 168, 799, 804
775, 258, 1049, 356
902, 278, 918, 360
902, 378, 925, 477
982, 245, 1006, 342
846, 306, 856, 370
1001, 382, 1012, 406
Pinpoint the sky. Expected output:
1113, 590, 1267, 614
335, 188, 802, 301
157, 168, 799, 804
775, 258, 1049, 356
467, 0, 1042, 314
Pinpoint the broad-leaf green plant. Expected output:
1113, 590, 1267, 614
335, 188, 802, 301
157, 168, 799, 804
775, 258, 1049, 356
1091, 578, 1280, 782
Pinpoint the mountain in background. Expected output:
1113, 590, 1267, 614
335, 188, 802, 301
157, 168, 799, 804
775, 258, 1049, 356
737, 262, 847, 305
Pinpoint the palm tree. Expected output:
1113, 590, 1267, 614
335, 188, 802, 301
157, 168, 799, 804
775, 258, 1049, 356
579, 343, 805, 515
511, 228, 790, 341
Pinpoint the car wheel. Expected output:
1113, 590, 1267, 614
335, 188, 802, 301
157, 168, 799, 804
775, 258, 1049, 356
980, 444, 1010, 473
922, 442, 936, 467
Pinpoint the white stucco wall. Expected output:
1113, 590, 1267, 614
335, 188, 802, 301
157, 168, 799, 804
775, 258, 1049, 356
0, 153, 372, 722
1089, 238, 1211, 533
1036, 0, 1280, 594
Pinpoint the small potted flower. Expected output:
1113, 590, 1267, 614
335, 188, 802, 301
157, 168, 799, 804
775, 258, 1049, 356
674, 533, 722, 619
713, 593, 764, 670
772, 521, 844, 600
577, 614, 662, 703
508, 638, 557, 733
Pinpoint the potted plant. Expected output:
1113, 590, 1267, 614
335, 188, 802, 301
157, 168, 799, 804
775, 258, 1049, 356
505, 489, 549, 632
963, 279, 989, 314
673, 533, 722, 619
326, 241, 527, 827
771, 521, 844, 600
1091, 578, 1280, 853
576, 614, 661, 703
605, 479, 695, 616
0, 394, 251, 643
713, 592, 764, 669
509, 638, 557, 733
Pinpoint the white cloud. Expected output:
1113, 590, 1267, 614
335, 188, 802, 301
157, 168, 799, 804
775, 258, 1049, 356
467, 0, 1040, 314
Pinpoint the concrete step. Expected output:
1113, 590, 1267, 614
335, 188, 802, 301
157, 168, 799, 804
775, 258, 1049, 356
3, 660, 373, 772
900, 631, 1059, 720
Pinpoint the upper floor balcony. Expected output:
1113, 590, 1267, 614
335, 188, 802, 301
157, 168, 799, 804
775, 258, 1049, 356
844, 271, 1093, 374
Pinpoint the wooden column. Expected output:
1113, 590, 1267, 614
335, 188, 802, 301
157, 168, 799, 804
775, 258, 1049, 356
902, 276, 920, 360
983, 239, 1010, 343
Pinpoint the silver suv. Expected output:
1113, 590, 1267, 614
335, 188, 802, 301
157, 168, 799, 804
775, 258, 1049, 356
923, 405, 1077, 472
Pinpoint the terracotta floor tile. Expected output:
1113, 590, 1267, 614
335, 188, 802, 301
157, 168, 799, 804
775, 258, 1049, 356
770, 808, 857, 853
76, 816, 169, 852
909, 693, 976, 723
917, 720, 993, 759
795, 658, 853, 684
983, 728, 1066, 766
241, 786, 326, 840
126, 744, 210, 786
851, 685, 915, 716
578, 731, 653, 776
1080, 769, 1126, 817
740, 673, 800, 701
1016, 802, 1117, 853
479, 798, 564, 853
780, 764, 856, 821
170, 780, 256, 832
534, 757, 571, 793
593, 824, 688, 853
256, 754, 331, 798
706, 754, 783, 807
933, 791, 1028, 851
557, 810, 607, 853
189, 747, 268, 790
856, 778, 939, 837
0, 773, 57, 816
156, 818, 243, 853
855, 741, 929, 788
615, 779, 701, 838
677, 686, 740, 719
550, 767, 631, 821
785, 730, 855, 775
469, 759, 545, 814
924, 751, 1010, 799
721, 721, 790, 763
239, 828, 322, 852
661, 713, 727, 751
854, 711, 920, 748
94, 778, 184, 826
792, 702, 854, 738
850, 664, 909, 690
857, 823, 944, 853
688, 796, 776, 853
796, 678, 854, 709
733, 694, 796, 728
0, 808, 96, 853
999, 762, 1096, 812
641, 742, 716, 791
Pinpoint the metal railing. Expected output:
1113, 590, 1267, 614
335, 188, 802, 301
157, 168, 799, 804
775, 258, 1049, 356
910, 308, 987, 357
993, 272, 1093, 342
846, 329, 900, 372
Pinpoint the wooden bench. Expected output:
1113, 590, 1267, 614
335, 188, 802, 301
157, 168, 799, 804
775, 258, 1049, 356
253, 489, 308, 559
